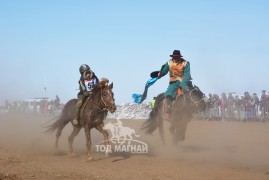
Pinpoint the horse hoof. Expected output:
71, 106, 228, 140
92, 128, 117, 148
86, 156, 93, 161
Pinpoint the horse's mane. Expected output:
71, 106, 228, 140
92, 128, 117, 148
191, 85, 204, 100
92, 78, 110, 93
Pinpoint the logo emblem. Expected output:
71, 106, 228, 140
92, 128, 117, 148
95, 119, 148, 153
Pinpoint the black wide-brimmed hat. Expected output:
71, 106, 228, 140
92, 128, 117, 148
170, 50, 183, 57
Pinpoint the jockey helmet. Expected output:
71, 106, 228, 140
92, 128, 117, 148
79, 64, 90, 74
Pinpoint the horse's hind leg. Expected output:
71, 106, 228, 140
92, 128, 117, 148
55, 120, 69, 152
96, 123, 111, 157
68, 126, 81, 156
169, 118, 177, 144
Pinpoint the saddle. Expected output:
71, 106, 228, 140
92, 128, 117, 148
162, 81, 195, 120
162, 89, 183, 120
78, 96, 92, 125
79, 96, 108, 126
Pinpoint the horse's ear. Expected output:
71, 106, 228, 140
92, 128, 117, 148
108, 82, 113, 89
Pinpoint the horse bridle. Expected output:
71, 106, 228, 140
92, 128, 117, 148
95, 88, 114, 111
78, 87, 114, 126
184, 87, 207, 104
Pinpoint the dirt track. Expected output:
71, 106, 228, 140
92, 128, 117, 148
0, 113, 269, 180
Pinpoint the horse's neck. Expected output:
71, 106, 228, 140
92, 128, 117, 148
88, 92, 103, 108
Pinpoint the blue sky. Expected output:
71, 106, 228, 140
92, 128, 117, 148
0, 0, 268, 104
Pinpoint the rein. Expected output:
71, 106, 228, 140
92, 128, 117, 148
179, 88, 205, 105
80, 89, 110, 125
95, 89, 112, 111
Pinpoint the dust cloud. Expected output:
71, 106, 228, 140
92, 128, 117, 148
1, 112, 269, 179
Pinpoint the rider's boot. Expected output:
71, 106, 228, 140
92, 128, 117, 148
72, 110, 80, 125
73, 99, 83, 125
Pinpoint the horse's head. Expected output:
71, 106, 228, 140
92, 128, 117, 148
93, 78, 116, 113
102, 82, 116, 113
189, 86, 207, 113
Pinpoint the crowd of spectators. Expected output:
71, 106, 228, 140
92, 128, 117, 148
2, 91, 269, 122
198, 90, 269, 122
1, 95, 63, 114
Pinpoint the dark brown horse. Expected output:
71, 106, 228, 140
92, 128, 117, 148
46, 79, 116, 160
142, 86, 206, 144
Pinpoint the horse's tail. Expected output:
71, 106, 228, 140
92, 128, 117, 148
44, 115, 65, 133
141, 108, 159, 134
141, 93, 165, 134
44, 99, 76, 134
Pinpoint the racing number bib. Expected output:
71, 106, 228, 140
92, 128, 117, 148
84, 79, 97, 92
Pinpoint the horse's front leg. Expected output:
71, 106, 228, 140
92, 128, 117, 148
68, 126, 81, 156
96, 123, 111, 157
169, 115, 177, 144
84, 125, 93, 161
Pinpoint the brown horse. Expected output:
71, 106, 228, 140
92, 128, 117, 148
46, 79, 116, 160
142, 86, 206, 144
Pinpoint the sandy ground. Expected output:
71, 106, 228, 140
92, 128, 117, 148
0, 112, 269, 180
